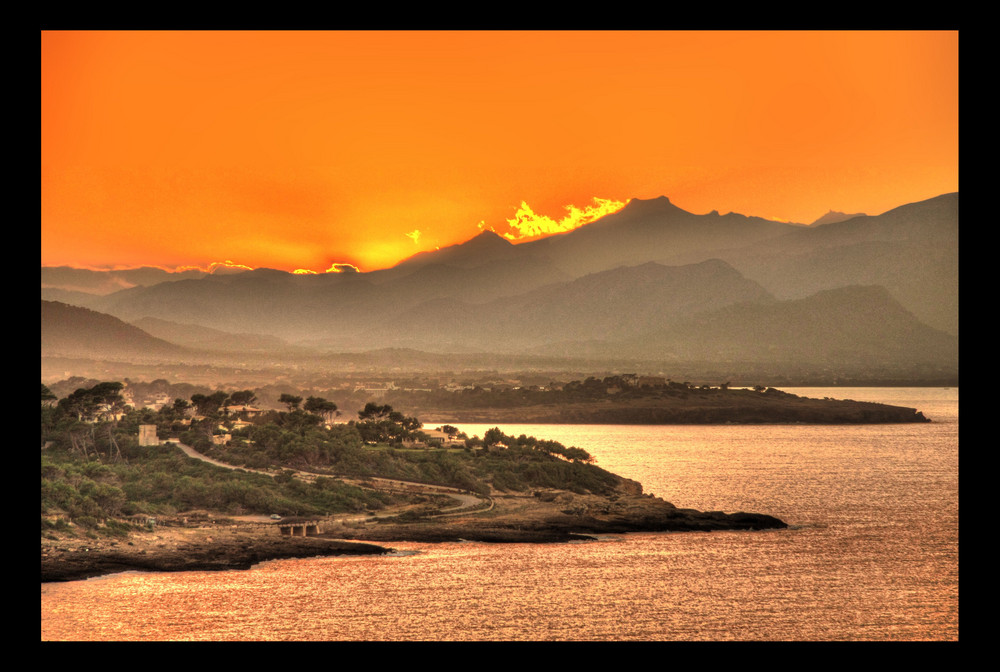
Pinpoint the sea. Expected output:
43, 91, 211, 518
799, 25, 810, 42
40, 387, 958, 641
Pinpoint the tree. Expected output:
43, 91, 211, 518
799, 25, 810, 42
279, 393, 303, 411
304, 396, 338, 423
229, 390, 258, 407
208, 391, 230, 415
55, 382, 128, 462
358, 402, 392, 421
190, 394, 208, 414
59, 388, 99, 423
93, 383, 128, 462
484, 427, 507, 447
58, 382, 124, 422
355, 403, 421, 443
191, 391, 229, 417
41, 384, 59, 446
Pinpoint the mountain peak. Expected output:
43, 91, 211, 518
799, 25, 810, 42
446, 229, 514, 254
809, 210, 866, 227
622, 195, 675, 209
393, 227, 514, 271
467, 229, 512, 246
585, 195, 691, 225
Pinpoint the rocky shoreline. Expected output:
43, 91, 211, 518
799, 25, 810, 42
41, 491, 787, 583
41, 525, 390, 583
337, 490, 788, 543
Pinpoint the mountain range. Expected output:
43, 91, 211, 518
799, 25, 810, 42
41, 192, 959, 379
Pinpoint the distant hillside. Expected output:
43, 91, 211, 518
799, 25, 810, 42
350, 259, 775, 353
40, 287, 107, 310
41, 266, 212, 295
89, 254, 572, 344
129, 316, 297, 353
720, 193, 958, 334
41, 300, 187, 359
538, 285, 957, 370
40, 192, 958, 379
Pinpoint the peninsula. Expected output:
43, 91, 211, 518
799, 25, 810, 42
41, 381, 792, 582
394, 379, 931, 425
41, 460, 786, 583
41, 471, 787, 582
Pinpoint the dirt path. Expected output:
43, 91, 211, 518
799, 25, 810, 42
167, 440, 492, 517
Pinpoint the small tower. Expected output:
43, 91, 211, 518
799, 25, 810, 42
138, 424, 159, 446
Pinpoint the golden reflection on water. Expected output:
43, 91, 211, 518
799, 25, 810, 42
42, 389, 958, 641
41, 524, 957, 641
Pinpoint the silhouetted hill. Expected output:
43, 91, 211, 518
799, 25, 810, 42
534, 285, 957, 370
41, 265, 213, 295
40, 287, 107, 309
90, 269, 369, 341
392, 230, 520, 271
129, 316, 297, 353
90, 252, 571, 344
375, 254, 573, 304
809, 210, 866, 226
719, 193, 958, 334
351, 259, 775, 353
665, 284, 956, 365
498, 193, 956, 335
41, 300, 188, 359
41, 192, 958, 379
517, 196, 798, 276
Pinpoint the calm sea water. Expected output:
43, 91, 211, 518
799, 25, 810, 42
40, 387, 958, 641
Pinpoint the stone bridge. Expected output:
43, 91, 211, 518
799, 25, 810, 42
277, 517, 323, 537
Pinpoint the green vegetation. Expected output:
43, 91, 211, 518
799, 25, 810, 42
41, 446, 392, 534
41, 382, 394, 534
369, 375, 732, 412
42, 381, 626, 535
355, 402, 422, 444
466, 428, 615, 495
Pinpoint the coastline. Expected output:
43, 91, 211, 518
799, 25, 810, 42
42, 490, 787, 583
41, 524, 390, 583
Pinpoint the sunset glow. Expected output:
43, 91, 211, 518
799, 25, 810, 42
41, 30, 958, 273
502, 198, 629, 241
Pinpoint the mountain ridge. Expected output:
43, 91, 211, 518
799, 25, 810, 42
40, 191, 959, 379
41, 300, 187, 359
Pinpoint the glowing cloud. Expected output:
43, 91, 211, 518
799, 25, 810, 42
406, 229, 422, 244
324, 263, 360, 273
502, 197, 629, 241
294, 263, 360, 273
174, 260, 254, 274
209, 260, 254, 274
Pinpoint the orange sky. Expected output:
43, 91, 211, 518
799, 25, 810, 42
41, 30, 958, 273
